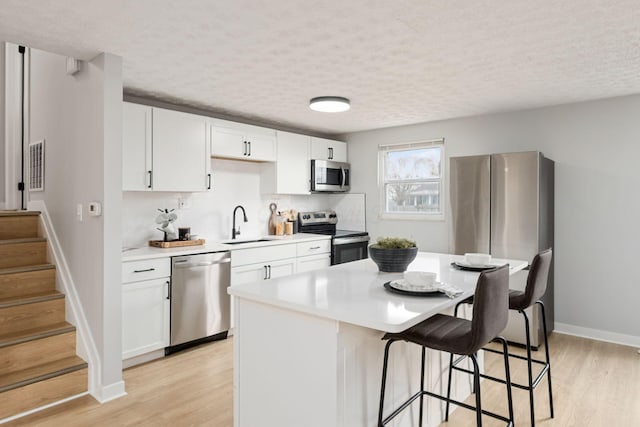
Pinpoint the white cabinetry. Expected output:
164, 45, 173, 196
232, 258, 297, 284
211, 120, 276, 162
122, 102, 211, 192
231, 244, 297, 282
296, 239, 331, 273
153, 108, 210, 192
311, 137, 347, 162
261, 131, 311, 195
121, 258, 171, 361
230, 244, 297, 329
122, 103, 152, 191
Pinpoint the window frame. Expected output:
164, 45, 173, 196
378, 138, 445, 221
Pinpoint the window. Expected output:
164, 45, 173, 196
378, 139, 444, 219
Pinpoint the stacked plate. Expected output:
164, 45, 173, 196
387, 271, 441, 295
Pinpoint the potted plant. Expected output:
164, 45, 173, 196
369, 237, 418, 272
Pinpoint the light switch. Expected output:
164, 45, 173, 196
76, 204, 83, 222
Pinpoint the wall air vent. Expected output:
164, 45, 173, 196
29, 139, 45, 192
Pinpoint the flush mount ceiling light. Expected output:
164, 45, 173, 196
309, 96, 351, 113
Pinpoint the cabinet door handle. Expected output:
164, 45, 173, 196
267, 265, 272, 279
133, 268, 155, 273
207, 173, 212, 189
166, 280, 171, 300
263, 265, 268, 280
309, 246, 321, 250
248, 141, 251, 156
328, 147, 333, 159
147, 170, 153, 188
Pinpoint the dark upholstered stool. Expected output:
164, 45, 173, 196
377, 265, 514, 427
454, 249, 554, 427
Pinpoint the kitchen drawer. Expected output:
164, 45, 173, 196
231, 243, 297, 267
296, 253, 331, 273
296, 239, 331, 257
122, 258, 171, 283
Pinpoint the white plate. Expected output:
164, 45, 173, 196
389, 279, 441, 293
454, 260, 497, 268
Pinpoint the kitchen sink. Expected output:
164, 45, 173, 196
223, 239, 275, 245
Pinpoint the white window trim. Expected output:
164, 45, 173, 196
378, 138, 445, 221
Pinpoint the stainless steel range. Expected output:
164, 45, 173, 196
297, 210, 369, 265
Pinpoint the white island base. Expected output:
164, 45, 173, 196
234, 298, 477, 427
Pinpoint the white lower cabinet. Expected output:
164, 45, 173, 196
296, 240, 331, 273
229, 240, 331, 329
296, 253, 331, 273
230, 246, 298, 329
122, 257, 171, 362
231, 258, 297, 285
122, 278, 170, 360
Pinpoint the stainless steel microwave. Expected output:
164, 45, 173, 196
311, 159, 350, 192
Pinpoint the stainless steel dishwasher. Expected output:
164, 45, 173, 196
168, 251, 231, 353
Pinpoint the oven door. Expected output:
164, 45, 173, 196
311, 160, 350, 192
332, 235, 369, 265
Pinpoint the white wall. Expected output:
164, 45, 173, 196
345, 95, 640, 344
122, 158, 366, 248
28, 48, 124, 398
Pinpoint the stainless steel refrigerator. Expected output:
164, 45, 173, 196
449, 151, 554, 347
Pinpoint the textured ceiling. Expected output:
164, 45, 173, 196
1, 0, 640, 134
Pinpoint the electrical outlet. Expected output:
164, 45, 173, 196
178, 198, 192, 210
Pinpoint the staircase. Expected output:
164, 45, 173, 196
0, 211, 87, 420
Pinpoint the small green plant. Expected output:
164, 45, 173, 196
371, 237, 417, 249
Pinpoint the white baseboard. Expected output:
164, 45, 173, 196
555, 322, 640, 348
122, 349, 165, 369
94, 381, 127, 404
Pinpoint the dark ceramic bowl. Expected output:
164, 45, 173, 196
369, 246, 418, 272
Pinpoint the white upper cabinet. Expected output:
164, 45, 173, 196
310, 137, 348, 162
153, 108, 210, 192
211, 120, 276, 162
261, 131, 311, 195
123, 102, 152, 191
122, 102, 211, 192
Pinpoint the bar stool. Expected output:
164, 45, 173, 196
453, 249, 553, 427
377, 265, 514, 427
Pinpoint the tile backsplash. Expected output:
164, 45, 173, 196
122, 159, 366, 248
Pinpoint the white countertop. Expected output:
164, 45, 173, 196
122, 233, 331, 261
228, 252, 528, 333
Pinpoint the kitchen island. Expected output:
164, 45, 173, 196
229, 252, 527, 427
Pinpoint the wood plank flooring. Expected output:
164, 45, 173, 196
4, 333, 639, 426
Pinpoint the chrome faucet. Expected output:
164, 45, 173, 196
232, 205, 248, 239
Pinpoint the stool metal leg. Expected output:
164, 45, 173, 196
470, 353, 483, 427
444, 352, 454, 421
378, 339, 395, 427
419, 346, 426, 427
496, 336, 514, 424
453, 300, 477, 395
537, 300, 554, 418
521, 309, 536, 427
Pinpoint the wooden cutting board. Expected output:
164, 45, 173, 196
149, 239, 205, 248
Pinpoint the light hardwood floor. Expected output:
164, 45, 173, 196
5, 333, 639, 426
